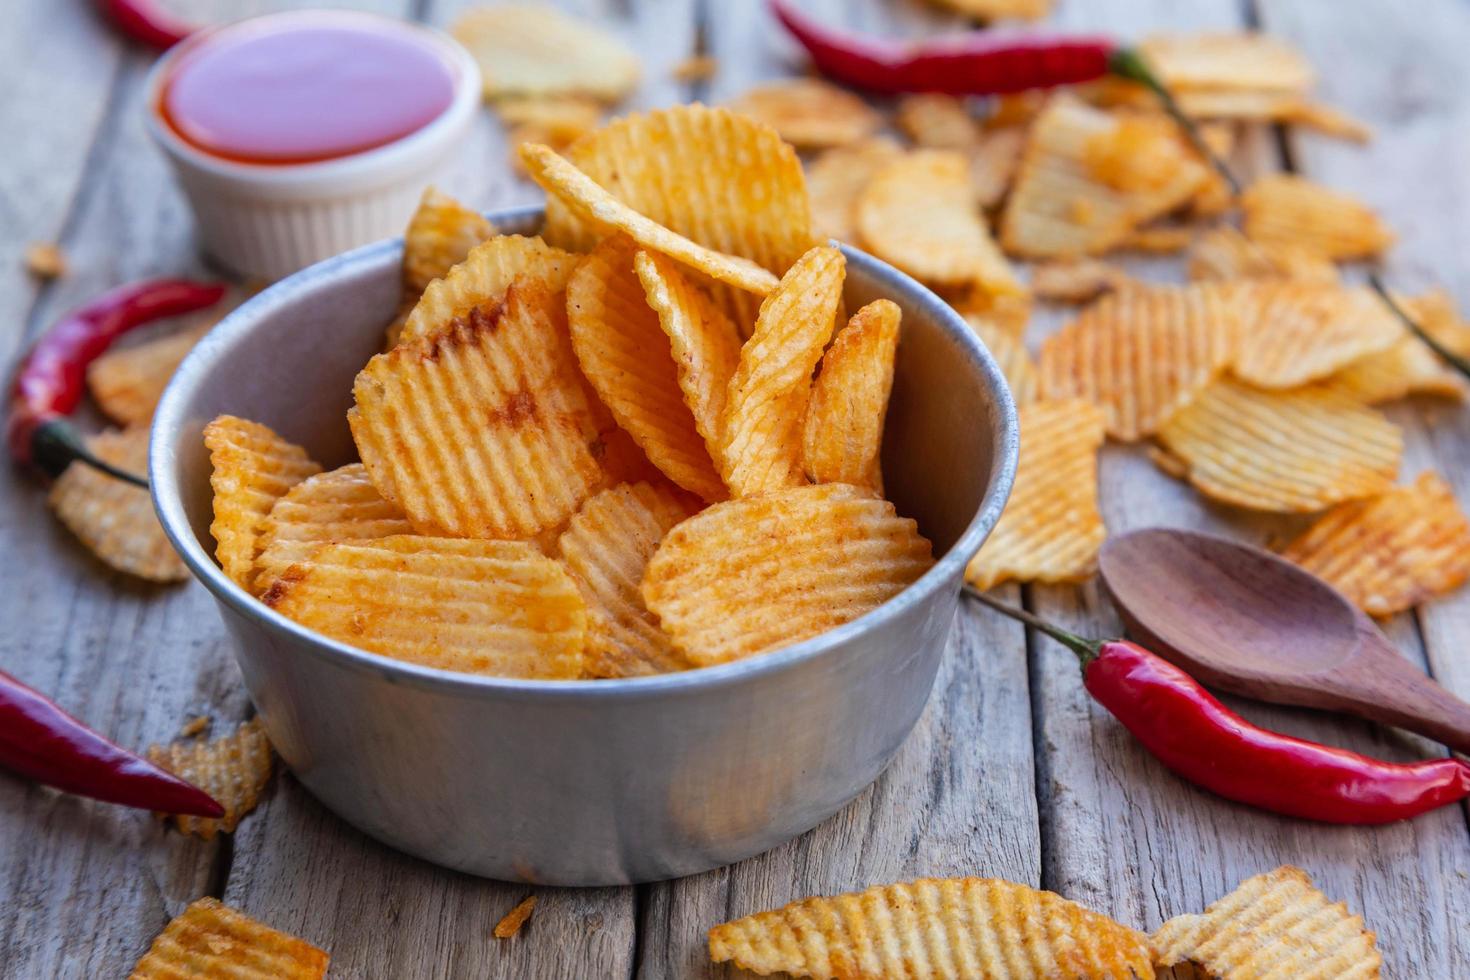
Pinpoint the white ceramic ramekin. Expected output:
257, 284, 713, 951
144, 11, 480, 283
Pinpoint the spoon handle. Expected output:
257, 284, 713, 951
1338, 636, 1470, 756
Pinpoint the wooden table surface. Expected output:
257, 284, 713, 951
2, 0, 1468, 976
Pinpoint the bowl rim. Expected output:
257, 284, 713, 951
151, 204, 1019, 702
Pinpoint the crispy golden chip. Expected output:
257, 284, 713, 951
805, 137, 904, 244
147, 718, 273, 839
966, 313, 1039, 407
1279, 100, 1372, 142
709, 876, 1153, 980
966, 400, 1106, 590
857, 150, 1022, 295
950, 287, 1032, 340
726, 79, 882, 149
264, 536, 587, 678
1138, 33, 1314, 93
451, 4, 638, 101
1404, 287, 1470, 355
1030, 257, 1129, 304
643, 483, 933, 666
47, 426, 187, 582
496, 95, 603, 141
402, 187, 496, 295
895, 94, 981, 149
720, 246, 845, 497
1039, 284, 1239, 440
1187, 225, 1338, 284
87, 321, 211, 426
1326, 336, 1468, 404
556, 481, 698, 678
969, 125, 1028, 209
1232, 283, 1402, 389
352, 281, 606, 540
802, 300, 900, 493
1117, 223, 1194, 254
567, 235, 725, 501
1241, 174, 1394, 260
401, 234, 578, 342
926, 0, 1052, 19
130, 897, 328, 980
251, 464, 413, 594
1002, 99, 1211, 258
204, 416, 321, 588
1153, 866, 1381, 978
1157, 377, 1401, 512
1278, 472, 1470, 616
494, 896, 538, 940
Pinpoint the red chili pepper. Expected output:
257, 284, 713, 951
966, 589, 1470, 824
7, 278, 226, 487
1, 668, 223, 817
96, 0, 196, 50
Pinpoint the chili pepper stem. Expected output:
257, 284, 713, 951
31, 418, 148, 488
961, 585, 1101, 668
1368, 273, 1470, 383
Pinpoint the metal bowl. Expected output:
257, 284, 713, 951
150, 206, 1018, 886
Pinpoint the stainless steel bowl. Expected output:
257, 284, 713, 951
150, 206, 1018, 886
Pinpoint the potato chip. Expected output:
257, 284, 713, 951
1153, 866, 1381, 978
805, 137, 904, 244
1241, 174, 1394, 260
351, 281, 606, 540
926, 0, 1052, 19
130, 897, 328, 980
402, 187, 496, 295
1279, 100, 1372, 142
857, 150, 1021, 296
147, 718, 273, 839
1187, 225, 1338, 284
1404, 287, 1470, 355
1138, 33, 1314, 93
567, 235, 725, 501
720, 246, 845, 497
47, 426, 187, 582
494, 896, 538, 940
895, 94, 981, 149
451, 4, 638, 101
966, 400, 1106, 590
1030, 257, 1128, 304
1157, 378, 1401, 512
401, 234, 578, 343
709, 876, 1153, 980
1117, 223, 1193, 254
1326, 336, 1468, 404
643, 483, 933, 666
263, 536, 587, 678
556, 481, 698, 678
950, 286, 1032, 340
204, 416, 321, 588
1232, 283, 1402, 389
1278, 472, 1470, 616
803, 300, 900, 493
1038, 284, 1239, 440
969, 125, 1028, 209
87, 321, 211, 426
496, 95, 603, 141
965, 313, 1038, 407
726, 79, 882, 149
252, 464, 413, 593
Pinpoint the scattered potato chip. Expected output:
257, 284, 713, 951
895, 94, 980, 149
709, 876, 1153, 980
926, 0, 1052, 20
805, 137, 904, 244
726, 79, 882, 149
204, 416, 321, 588
1138, 33, 1315, 93
251, 464, 413, 593
1187, 225, 1338, 284
969, 125, 1028, 209
567, 235, 725, 501
966, 313, 1039, 407
494, 896, 538, 940
556, 481, 698, 678
1279, 100, 1372, 142
87, 321, 211, 426
24, 241, 67, 279
671, 54, 718, 83
130, 897, 328, 980
949, 286, 1032, 340
1030, 257, 1129, 304
966, 400, 1106, 590
1153, 866, 1381, 978
1147, 443, 1191, 480
803, 300, 900, 493
402, 187, 496, 295
264, 536, 587, 678
1326, 336, 1468, 404
1039, 284, 1239, 440
496, 95, 602, 142
1117, 223, 1194, 254
401, 234, 578, 343
1157, 378, 1401, 512
352, 281, 606, 540
1279, 472, 1470, 616
48, 426, 187, 582
1241, 174, 1394, 260
643, 483, 933, 666
451, 4, 638, 101
147, 718, 273, 838
1404, 287, 1470, 356
1232, 283, 1402, 389
720, 246, 844, 497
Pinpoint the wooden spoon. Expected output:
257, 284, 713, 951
1098, 527, 1470, 755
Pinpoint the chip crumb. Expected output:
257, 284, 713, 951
179, 715, 210, 738
24, 241, 67, 279
494, 895, 538, 939
671, 54, 717, 83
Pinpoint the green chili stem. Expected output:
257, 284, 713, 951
961, 585, 1101, 668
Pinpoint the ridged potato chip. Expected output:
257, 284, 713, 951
927, 0, 1052, 19
966, 314, 1039, 407
130, 897, 328, 980
147, 718, 273, 839
969, 126, 1028, 210
726, 79, 882, 149
709, 876, 1154, 980
1030, 257, 1128, 304
501, 97, 604, 174
451, 4, 638, 101
263, 536, 587, 678
1038, 284, 1239, 440
1279, 472, 1470, 616
205, 416, 322, 588
1241, 174, 1394, 260
1157, 378, 1401, 512
1232, 283, 1402, 389
895, 94, 980, 149
87, 321, 211, 426
1153, 866, 1381, 978
856, 150, 1022, 296
644, 483, 933, 666
1326, 335, 1468, 404
805, 137, 904, 244
48, 426, 187, 582
1138, 33, 1314, 92
352, 281, 607, 540
402, 187, 496, 294
252, 464, 413, 593
401, 234, 578, 343
567, 235, 725, 501
720, 246, 845, 497
1187, 225, 1337, 283
802, 299, 900, 493
556, 481, 698, 678
966, 400, 1106, 590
